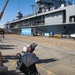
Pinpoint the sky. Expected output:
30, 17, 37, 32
0, 0, 36, 28
0, 0, 74, 28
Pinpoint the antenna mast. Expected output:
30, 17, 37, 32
30, 4, 35, 14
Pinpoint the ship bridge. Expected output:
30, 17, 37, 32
35, 0, 53, 3
36, 0, 66, 13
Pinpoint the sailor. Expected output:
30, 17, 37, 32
22, 46, 31, 53
27, 43, 37, 53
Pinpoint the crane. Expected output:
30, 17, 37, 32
0, 0, 9, 39
0, 0, 9, 20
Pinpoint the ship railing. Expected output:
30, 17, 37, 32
22, 21, 44, 27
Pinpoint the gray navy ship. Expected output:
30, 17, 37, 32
5, 0, 75, 36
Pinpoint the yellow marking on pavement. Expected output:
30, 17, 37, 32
36, 64, 54, 75
11, 61, 16, 65
47, 70, 52, 75
9, 61, 16, 69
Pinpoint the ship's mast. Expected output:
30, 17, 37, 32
0, 0, 9, 20
30, 4, 35, 15
16, 0, 23, 19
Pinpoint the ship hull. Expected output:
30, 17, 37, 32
32, 23, 75, 35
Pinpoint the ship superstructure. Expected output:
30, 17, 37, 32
36, 0, 66, 13
5, 0, 75, 35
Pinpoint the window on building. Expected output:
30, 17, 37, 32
69, 16, 75, 22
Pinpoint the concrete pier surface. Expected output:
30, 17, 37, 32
0, 34, 75, 75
